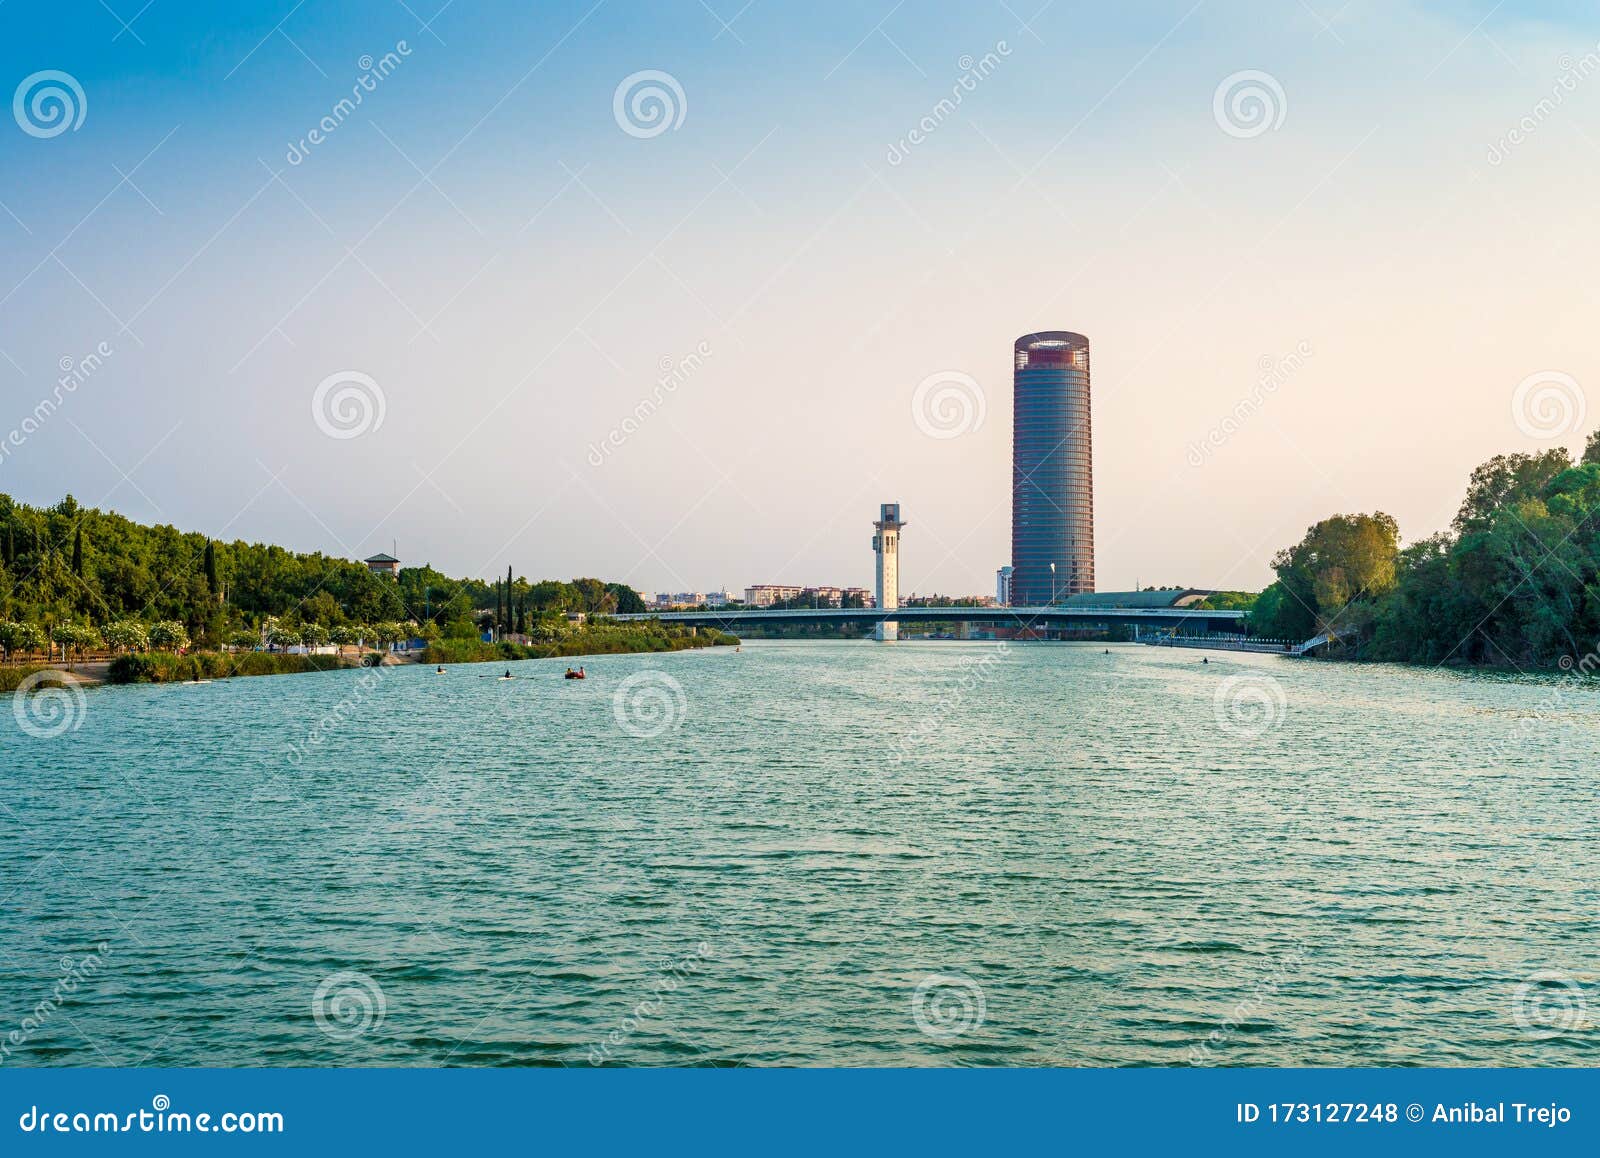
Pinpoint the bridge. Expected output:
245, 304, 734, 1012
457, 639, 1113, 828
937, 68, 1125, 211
613, 604, 1248, 633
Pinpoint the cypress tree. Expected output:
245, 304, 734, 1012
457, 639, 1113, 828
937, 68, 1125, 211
71, 527, 83, 575
204, 539, 218, 596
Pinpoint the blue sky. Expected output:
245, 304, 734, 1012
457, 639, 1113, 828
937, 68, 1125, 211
4, 1, 1600, 595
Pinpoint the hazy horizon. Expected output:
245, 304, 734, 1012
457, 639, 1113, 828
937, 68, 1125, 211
4, 1, 1600, 596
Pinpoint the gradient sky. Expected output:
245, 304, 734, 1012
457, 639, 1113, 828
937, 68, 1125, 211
3, 1, 1599, 597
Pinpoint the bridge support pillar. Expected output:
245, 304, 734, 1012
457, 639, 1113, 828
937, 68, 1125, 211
956, 621, 970, 640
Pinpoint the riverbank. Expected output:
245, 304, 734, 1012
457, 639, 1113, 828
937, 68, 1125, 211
422, 622, 738, 665
105, 651, 381, 684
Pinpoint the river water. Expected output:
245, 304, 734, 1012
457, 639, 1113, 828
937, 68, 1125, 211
3, 640, 1597, 1066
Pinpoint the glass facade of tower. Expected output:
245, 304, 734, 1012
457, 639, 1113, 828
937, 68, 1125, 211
1012, 331, 1094, 605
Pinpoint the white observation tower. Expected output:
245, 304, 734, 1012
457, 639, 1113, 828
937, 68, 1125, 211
872, 502, 905, 642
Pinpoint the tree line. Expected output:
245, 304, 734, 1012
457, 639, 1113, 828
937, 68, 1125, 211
1250, 433, 1600, 666
0, 492, 647, 659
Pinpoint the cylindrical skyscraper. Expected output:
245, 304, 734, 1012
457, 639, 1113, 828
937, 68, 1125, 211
1012, 331, 1094, 605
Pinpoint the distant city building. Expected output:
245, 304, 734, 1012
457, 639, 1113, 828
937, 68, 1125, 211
1012, 331, 1094, 604
871, 502, 905, 641
363, 552, 400, 578
996, 565, 1013, 606
741, 584, 870, 607
706, 589, 734, 607
744, 584, 805, 607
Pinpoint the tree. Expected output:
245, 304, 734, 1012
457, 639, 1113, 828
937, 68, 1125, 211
148, 621, 190, 651
52, 622, 100, 665
300, 622, 330, 650
607, 583, 646, 614
1454, 450, 1571, 532
204, 538, 218, 597
102, 619, 149, 654
71, 528, 83, 576
266, 622, 301, 650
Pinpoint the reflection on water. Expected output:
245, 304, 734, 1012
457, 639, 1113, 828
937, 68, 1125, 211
3, 640, 1597, 1066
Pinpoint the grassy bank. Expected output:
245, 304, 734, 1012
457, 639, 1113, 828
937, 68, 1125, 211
106, 651, 379, 684
0, 664, 51, 693
422, 622, 738, 665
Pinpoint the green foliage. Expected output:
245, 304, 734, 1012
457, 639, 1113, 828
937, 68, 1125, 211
421, 622, 737, 665
107, 650, 351, 684
1271, 445, 1600, 666
1253, 512, 1401, 642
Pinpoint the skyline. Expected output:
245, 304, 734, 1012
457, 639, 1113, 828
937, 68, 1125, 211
5, 2, 1600, 596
